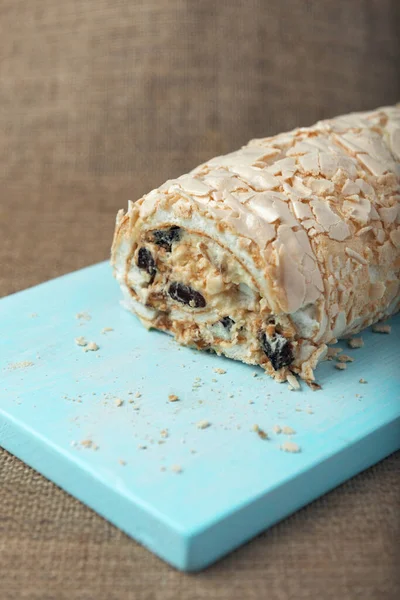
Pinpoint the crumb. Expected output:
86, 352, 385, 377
138, 444, 147, 450
134, 391, 142, 398
252, 372, 258, 377
306, 381, 322, 391
287, 373, 300, 390
30, 313, 38, 318
335, 362, 347, 370
76, 312, 91, 321
282, 426, 296, 435
83, 342, 99, 352
372, 324, 391, 334
160, 466, 166, 472
213, 368, 226, 374
74, 336, 88, 347
273, 425, 282, 434
168, 394, 179, 402
337, 354, 354, 363
197, 420, 211, 430
359, 378, 368, 384
190, 449, 197, 454
160, 429, 169, 438
348, 337, 364, 349
248, 400, 255, 404
101, 327, 114, 334
326, 347, 343, 360
307, 409, 314, 414
80, 439, 98, 450
280, 441, 301, 453
295, 407, 302, 412
118, 459, 126, 466
7, 361, 34, 370
253, 424, 268, 440
212, 378, 217, 383
114, 398, 123, 407
171, 465, 183, 474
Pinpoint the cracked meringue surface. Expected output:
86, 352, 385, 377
111, 105, 400, 383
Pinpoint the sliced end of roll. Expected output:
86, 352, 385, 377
111, 195, 326, 384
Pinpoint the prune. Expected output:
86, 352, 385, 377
137, 247, 157, 280
220, 316, 234, 330
168, 282, 206, 308
260, 331, 293, 370
152, 226, 181, 251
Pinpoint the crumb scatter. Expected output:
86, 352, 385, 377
337, 354, 354, 363
282, 426, 296, 435
7, 361, 34, 371
280, 441, 301, 453
197, 420, 211, 430
306, 381, 322, 391
335, 362, 347, 370
348, 337, 364, 349
372, 324, 391, 334
83, 342, 99, 352
80, 439, 98, 450
326, 347, 343, 360
76, 312, 91, 321
171, 464, 183, 474
253, 424, 268, 439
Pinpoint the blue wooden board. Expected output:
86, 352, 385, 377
0, 261, 399, 571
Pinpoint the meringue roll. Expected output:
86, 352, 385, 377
112, 105, 400, 383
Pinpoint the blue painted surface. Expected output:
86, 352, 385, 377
0, 261, 399, 571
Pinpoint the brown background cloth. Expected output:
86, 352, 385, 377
0, 1, 399, 598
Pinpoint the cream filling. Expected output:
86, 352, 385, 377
130, 230, 262, 335
118, 227, 306, 379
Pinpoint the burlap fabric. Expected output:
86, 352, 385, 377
1, 1, 399, 598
